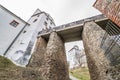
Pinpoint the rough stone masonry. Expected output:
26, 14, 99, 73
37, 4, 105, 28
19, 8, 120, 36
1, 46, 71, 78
28, 37, 47, 68
28, 21, 120, 80
82, 21, 120, 80
28, 32, 69, 80
43, 32, 69, 80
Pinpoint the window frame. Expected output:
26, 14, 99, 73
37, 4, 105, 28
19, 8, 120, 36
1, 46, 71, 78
10, 20, 19, 27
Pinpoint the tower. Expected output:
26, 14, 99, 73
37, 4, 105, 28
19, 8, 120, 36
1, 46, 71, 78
5, 8, 55, 66
68, 45, 87, 68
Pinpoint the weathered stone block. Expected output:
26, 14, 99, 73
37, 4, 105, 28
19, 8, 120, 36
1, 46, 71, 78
82, 21, 110, 80
27, 37, 47, 68
43, 32, 69, 80
82, 21, 120, 80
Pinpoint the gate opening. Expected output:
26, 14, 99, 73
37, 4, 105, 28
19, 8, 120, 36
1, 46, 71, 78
65, 41, 90, 80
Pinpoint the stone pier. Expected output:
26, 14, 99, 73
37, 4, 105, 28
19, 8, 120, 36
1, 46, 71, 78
27, 37, 47, 68
43, 32, 69, 80
82, 21, 120, 80
27, 21, 120, 80
82, 21, 109, 80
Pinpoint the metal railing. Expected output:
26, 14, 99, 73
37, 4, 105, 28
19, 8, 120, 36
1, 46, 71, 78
100, 20, 120, 66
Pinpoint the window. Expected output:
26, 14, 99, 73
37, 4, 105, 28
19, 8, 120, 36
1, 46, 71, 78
23, 30, 26, 33
49, 26, 51, 28
50, 22, 53, 25
33, 19, 38, 23
10, 20, 19, 27
44, 21, 48, 26
46, 17, 48, 20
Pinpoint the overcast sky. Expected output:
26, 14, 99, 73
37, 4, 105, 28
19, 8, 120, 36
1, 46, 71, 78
0, 0, 101, 26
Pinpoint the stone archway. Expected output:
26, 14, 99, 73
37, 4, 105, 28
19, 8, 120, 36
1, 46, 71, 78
28, 21, 120, 80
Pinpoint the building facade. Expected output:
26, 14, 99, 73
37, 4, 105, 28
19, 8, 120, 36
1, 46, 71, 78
0, 5, 27, 56
0, 5, 55, 66
68, 45, 87, 68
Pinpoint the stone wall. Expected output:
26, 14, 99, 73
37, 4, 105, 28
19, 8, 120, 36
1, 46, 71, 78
93, 0, 120, 27
82, 21, 120, 80
26, 32, 69, 80
43, 32, 69, 80
27, 37, 47, 68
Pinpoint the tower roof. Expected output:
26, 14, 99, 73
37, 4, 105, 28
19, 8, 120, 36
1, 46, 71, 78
68, 45, 79, 52
33, 9, 41, 15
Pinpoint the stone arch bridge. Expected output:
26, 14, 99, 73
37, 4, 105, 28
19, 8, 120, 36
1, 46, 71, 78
28, 14, 120, 80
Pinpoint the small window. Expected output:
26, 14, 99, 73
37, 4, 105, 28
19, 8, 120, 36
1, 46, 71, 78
46, 17, 48, 20
23, 30, 26, 33
44, 21, 48, 26
49, 26, 51, 28
50, 22, 52, 25
10, 20, 19, 27
33, 19, 37, 22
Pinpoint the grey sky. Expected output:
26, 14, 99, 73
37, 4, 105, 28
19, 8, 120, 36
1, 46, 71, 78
0, 0, 101, 25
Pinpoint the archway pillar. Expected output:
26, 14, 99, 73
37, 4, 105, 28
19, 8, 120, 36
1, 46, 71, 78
43, 32, 69, 80
27, 37, 47, 68
82, 21, 110, 80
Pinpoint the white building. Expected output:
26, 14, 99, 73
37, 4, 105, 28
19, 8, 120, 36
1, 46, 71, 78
68, 45, 87, 68
0, 5, 27, 56
0, 5, 55, 66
